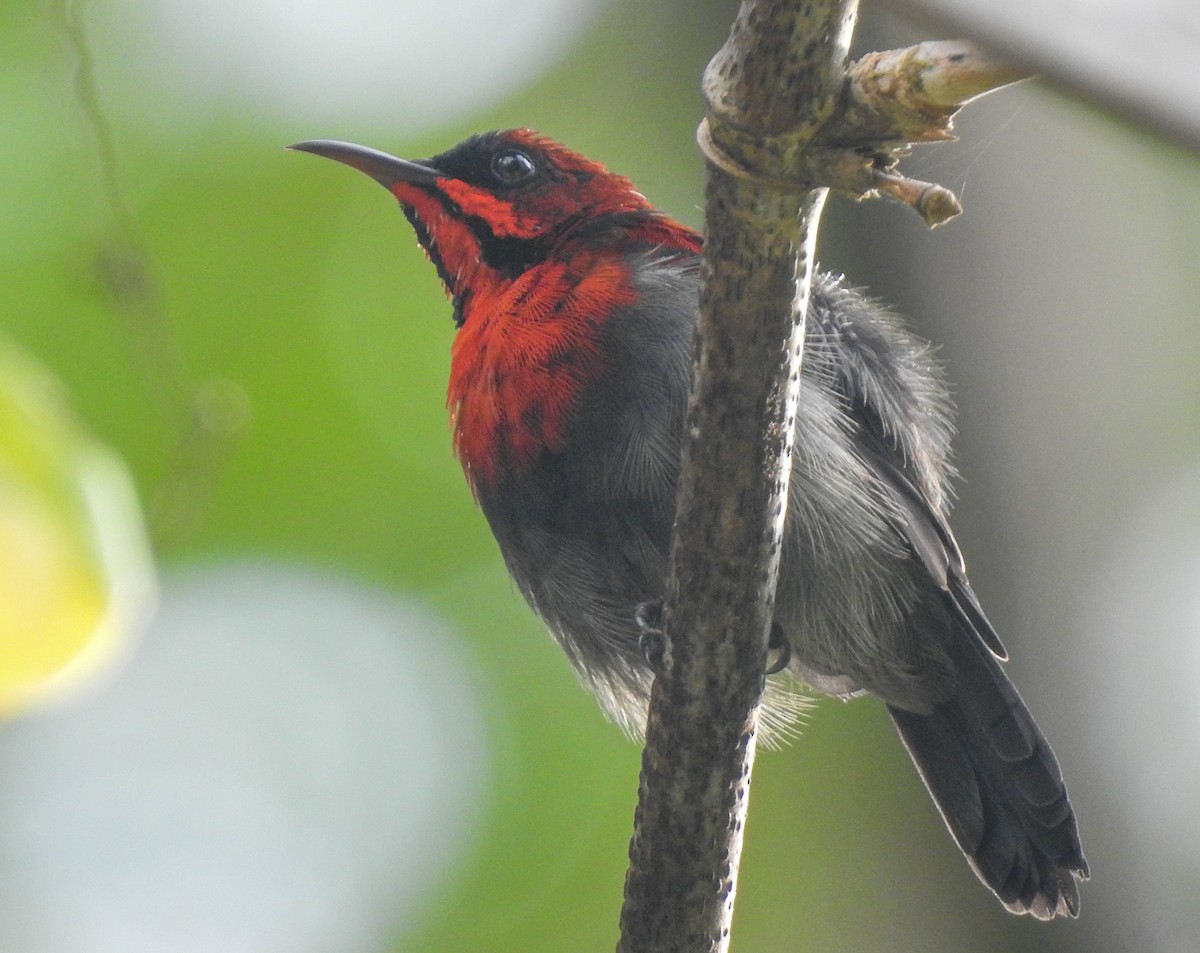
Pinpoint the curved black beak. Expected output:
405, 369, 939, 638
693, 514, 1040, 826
288, 140, 440, 190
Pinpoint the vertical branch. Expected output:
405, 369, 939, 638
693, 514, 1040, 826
617, 2, 858, 952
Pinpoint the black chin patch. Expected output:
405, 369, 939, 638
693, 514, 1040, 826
473, 228, 551, 281
401, 205, 456, 296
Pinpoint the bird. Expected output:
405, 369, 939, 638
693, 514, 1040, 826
290, 129, 1088, 918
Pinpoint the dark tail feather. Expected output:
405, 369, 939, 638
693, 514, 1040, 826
887, 636, 1089, 918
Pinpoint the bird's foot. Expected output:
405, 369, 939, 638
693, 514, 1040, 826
766, 623, 791, 675
635, 598, 667, 672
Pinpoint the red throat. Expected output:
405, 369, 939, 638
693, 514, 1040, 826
447, 250, 640, 492
390, 183, 487, 290
383, 130, 703, 493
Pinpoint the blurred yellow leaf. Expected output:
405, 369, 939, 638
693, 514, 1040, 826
0, 338, 155, 715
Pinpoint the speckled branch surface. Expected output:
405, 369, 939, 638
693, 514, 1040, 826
616, 3, 857, 952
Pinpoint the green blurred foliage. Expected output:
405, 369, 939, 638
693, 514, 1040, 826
0, 336, 153, 713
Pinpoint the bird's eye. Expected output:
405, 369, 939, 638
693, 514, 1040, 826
491, 149, 537, 185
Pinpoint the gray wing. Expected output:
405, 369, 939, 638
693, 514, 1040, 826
811, 276, 1007, 661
